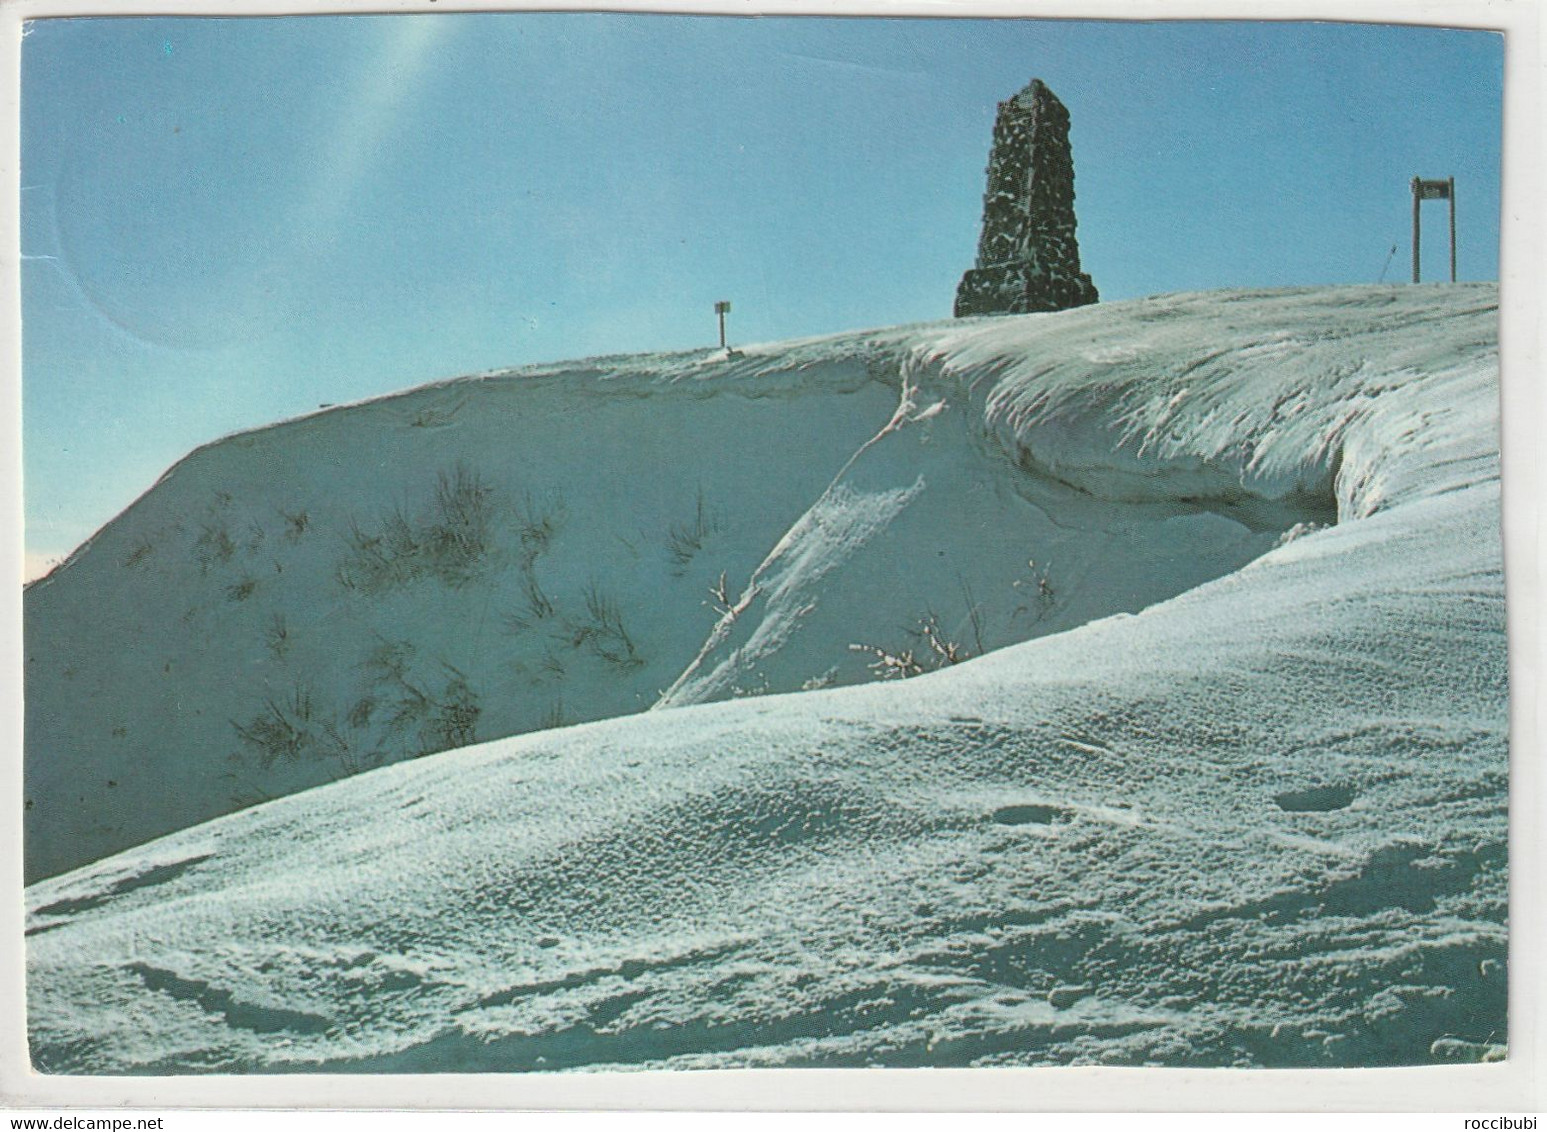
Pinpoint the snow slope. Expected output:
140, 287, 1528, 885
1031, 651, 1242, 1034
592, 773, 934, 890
25, 284, 1506, 1070
26, 290, 1331, 882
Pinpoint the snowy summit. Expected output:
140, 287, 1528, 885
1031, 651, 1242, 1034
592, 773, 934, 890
25, 283, 1505, 1071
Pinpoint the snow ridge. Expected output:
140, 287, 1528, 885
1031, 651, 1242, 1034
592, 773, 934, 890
25, 284, 1506, 1071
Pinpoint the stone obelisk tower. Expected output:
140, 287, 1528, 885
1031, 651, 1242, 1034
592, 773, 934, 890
954, 79, 1099, 317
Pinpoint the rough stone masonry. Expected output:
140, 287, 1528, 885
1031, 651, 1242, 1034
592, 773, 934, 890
955, 79, 1099, 317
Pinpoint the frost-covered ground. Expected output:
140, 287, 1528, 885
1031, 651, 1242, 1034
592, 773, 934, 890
25, 284, 1506, 1071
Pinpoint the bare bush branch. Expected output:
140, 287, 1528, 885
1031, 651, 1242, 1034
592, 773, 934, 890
851, 612, 971, 681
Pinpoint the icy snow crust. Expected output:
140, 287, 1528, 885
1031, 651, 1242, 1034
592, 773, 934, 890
25, 285, 1505, 1070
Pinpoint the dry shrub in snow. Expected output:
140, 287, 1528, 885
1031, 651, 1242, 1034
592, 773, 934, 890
337, 464, 497, 592
850, 612, 971, 680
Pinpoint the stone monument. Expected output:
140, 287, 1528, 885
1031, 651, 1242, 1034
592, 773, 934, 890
954, 79, 1099, 317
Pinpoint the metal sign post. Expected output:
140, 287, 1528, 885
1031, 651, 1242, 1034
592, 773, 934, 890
1411, 177, 1457, 283
714, 300, 731, 349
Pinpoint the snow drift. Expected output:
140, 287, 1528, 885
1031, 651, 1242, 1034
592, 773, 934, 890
25, 284, 1506, 1070
26, 286, 1349, 882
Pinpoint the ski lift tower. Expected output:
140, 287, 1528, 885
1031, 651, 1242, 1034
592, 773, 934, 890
1411, 176, 1456, 283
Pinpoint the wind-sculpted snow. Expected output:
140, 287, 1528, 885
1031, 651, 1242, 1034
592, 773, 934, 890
27, 286, 1444, 880
25, 285, 1505, 1070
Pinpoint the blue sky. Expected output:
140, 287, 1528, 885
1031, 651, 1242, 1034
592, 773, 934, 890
20, 14, 1503, 566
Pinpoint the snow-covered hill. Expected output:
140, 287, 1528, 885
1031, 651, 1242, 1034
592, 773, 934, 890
25, 284, 1506, 1070
27, 287, 1351, 883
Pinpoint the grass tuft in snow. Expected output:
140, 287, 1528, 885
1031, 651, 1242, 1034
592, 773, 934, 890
264, 612, 290, 660
665, 488, 723, 576
426, 465, 496, 585
123, 536, 156, 569
381, 663, 482, 755
521, 574, 556, 623
540, 697, 569, 731
278, 507, 310, 542
231, 684, 347, 770
516, 490, 567, 556
567, 581, 645, 671
346, 696, 375, 730
337, 464, 498, 593
355, 642, 484, 758
363, 638, 414, 685
505, 488, 566, 631
193, 519, 236, 573
958, 576, 987, 656
423, 667, 481, 752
